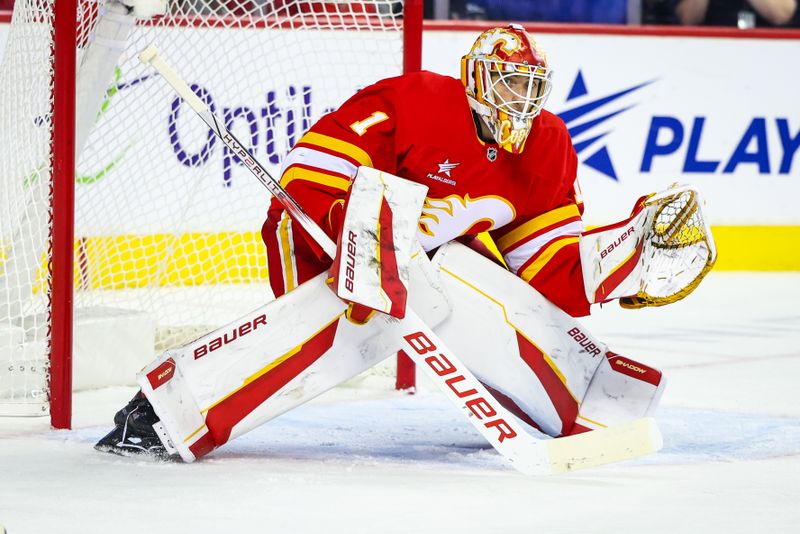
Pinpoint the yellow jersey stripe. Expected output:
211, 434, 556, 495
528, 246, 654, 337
327, 198, 345, 232
279, 166, 351, 192
519, 236, 579, 282
279, 212, 296, 292
298, 131, 373, 168
496, 204, 581, 252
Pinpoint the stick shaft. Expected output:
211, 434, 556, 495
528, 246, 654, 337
139, 45, 336, 258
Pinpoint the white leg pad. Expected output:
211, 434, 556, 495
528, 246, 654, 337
136, 250, 450, 462
576, 353, 666, 430
432, 242, 607, 437
138, 354, 206, 461
431, 241, 664, 437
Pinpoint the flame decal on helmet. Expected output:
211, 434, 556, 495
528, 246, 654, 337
470, 27, 523, 57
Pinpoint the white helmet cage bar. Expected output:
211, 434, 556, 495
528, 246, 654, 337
480, 58, 553, 120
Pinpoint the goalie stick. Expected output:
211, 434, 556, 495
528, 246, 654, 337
138, 44, 662, 475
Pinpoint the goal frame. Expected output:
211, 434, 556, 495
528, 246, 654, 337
43, 0, 423, 429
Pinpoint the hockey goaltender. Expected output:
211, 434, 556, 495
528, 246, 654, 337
95, 23, 716, 474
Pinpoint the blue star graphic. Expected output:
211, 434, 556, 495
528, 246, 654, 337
557, 70, 656, 181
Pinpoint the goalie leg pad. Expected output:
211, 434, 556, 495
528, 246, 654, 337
138, 355, 207, 461
432, 242, 607, 437
138, 274, 379, 461
574, 352, 665, 432
431, 242, 662, 437
137, 250, 450, 462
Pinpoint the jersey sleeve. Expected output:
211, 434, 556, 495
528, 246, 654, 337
266, 79, 401, 259
490, 133, 591, 317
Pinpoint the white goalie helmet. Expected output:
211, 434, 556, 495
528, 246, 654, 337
460, 24, 553, 154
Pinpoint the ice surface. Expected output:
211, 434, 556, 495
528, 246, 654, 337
1, 272, 799, 534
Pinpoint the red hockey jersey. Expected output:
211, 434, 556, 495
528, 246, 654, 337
264, 71, 590, 316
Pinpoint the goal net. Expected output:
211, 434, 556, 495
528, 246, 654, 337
0, 0, 416, 424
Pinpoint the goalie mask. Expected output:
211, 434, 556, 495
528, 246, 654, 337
461, 24, 553, 154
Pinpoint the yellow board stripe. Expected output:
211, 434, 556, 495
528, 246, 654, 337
279, 166, 351, 192
11, 225, 799, 296
496, 204, 580, 252
492, 226, 800, 272
518, 236, 580, 282
297, 131, 373, 167
65, 231, 269, 290
711, 226, 799, 271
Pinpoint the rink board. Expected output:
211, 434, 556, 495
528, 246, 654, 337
0, 18, 796, 271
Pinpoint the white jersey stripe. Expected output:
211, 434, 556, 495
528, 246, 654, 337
280, 146, 359, 179
503, 220, 585, 274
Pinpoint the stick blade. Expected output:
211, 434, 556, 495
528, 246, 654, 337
542, 417, 663, 475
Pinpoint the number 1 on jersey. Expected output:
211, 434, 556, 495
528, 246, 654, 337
350, 111, 389, 136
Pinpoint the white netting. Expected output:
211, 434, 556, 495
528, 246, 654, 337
0, 0, 404, 415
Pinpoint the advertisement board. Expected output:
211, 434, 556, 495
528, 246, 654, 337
0, 20, 797, 269
424, 25, 800, 269
425, 28, 800, 223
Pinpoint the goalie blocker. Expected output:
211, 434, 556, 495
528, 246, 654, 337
134, 169, 665, 463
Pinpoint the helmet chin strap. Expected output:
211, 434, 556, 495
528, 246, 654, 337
466, 94, 492, 117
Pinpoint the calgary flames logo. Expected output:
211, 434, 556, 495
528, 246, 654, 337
470, 28, 522, 57
417, 194, 516, 251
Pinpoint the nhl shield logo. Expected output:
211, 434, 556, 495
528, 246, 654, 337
487, 147, 497, 162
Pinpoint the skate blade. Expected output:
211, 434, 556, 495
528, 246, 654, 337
93, 441, 178, 462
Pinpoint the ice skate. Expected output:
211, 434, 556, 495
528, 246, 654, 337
94, 392, 174, 460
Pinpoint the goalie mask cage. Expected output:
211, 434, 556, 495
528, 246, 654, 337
0, 0, 422, 428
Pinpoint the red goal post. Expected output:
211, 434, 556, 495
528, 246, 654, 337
0, 0, 422, 428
